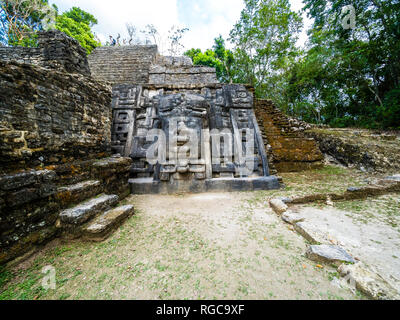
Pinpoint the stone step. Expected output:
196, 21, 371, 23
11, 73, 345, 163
55, 180, 102, 207
59, 194, 119, 226
83, 205, 135, 241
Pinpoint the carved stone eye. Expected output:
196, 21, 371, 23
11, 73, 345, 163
216, 97, 224, 104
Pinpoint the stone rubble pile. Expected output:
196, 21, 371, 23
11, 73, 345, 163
269, 197, 400, 300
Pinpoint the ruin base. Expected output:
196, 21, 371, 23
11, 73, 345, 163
129, 176, 280, 195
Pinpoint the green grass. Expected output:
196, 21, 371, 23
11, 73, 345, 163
256, 164, 371, 202
334, 194, 400, 226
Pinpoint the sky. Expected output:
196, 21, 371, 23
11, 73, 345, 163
50, 0, 312, 53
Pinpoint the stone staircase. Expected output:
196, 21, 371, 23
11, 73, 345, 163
254, 99, 324, 173
0, 155, 135, 264
88, 46, 158, 84
56, 180, 134, 242
51, 158, 134, 241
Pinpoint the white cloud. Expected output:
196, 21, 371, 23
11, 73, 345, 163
177, 0, 244, 51
51, 0, 179, 45
51, 0, 311, 51
289, 0, 313, 47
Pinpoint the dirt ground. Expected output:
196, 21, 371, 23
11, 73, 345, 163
4, 165, 398, 300
0, 191, 359, 300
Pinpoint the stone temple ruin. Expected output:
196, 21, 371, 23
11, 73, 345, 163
0, 31, 322, 264
88, 48, 280, 193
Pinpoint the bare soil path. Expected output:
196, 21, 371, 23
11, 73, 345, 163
1, 191, 358, 300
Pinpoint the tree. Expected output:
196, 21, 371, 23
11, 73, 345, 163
228, 0, 303, 104
291, 0, 400, 128
0, 0, 56, 46
141, 24, 161, 47
61, 6, 97, 26
193, 49, 225, 78
117, 23, 189, 55
184, 48, 201, 61
184, 36, 234, 83
167, 25, 188, 56
126, 23, 140, 45
212, 35, 234, 83
55, 7, 100, 54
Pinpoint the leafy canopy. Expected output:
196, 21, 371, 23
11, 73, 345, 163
286, 0, 400, 128
55, 6, 100, 54
0, 0, 56, 46
184, 35, 234, 83
228, 0, 303, 104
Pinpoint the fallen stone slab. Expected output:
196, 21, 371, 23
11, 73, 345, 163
269, 199, 288, 215
84, 205, 135, 241
288, 179, 400, 205
294, 222, 336, 245
339, 262, 400, 300
59, 194, 119, 225
277, 197, 292, 204
306, 245, 355, 266
281, 211, 305, 224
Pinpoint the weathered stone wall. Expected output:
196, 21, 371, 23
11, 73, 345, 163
0, 31, 134, 264
0, 30, 91, 76
149, 55, 218, 85
0, 47, 42, 65
255, 99, 323, 173
88, 46, 158, 84
0, 60, 112, 174
0, 157, 132, 265
306, 128, 400, 172
88, 47, 218, 85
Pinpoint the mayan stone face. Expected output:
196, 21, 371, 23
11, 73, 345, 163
157, 93, 209, 182
110, 82, 277, 193
93, 46, 280, 193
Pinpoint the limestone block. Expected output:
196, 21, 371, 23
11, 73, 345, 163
59, 194, 119, 225
84, 205, 135, 241
294, 222, 336, 245
339, 262, 400, 300
385, 174, 400, 182
306, 245, 356, 266
281, 211, 305, 224
269, 199, 288, 215
55, 180, 102, 207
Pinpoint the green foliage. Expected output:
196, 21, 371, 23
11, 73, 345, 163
379, 88, 400, 129
184, 36, 234, 83
10, 29, 39, 47
55, 7, 100, 54
0, 0, 56, 46
61, 6, 97, 26
0, 2, 100, 54
228, 0, 303, 105
184, 48, 201, 61
286, 0, 400, 128
216, 0, 400, 129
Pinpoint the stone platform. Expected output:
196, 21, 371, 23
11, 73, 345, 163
130, 176, 280, 195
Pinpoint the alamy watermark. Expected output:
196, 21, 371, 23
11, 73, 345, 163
41, 265, 56, 290
145, 118, 257, 177
341, 5, 356, 30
